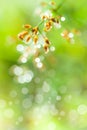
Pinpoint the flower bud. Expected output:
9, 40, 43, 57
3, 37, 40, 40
26, 34, 31, 42
32, 26, 38, 34
44, 38, 50, 45
18, 31, 28, 40
23, 24, 31, 29
33, 35, 38, 44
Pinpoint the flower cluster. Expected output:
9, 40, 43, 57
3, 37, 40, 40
17, 1, 75, 69
18, 10, 62, 54
18, 23, 51, 52
41, 11, 62, 31
61, 30, 74, 43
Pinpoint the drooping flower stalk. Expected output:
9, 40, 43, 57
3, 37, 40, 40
17, 1, 76, 68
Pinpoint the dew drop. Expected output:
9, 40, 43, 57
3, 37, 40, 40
16, 44, 25, 52
21, 87, 29, 95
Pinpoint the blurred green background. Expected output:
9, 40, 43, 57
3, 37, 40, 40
0, 0, 87, 130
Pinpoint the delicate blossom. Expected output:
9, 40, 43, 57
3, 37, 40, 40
17, 1, 76, 68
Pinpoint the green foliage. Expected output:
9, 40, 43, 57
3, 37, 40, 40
0, 0, 87, 130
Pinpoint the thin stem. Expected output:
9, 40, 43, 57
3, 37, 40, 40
50, 0, 66, 14
37, 20, 45, 38
38, 28, 45, 39
55, 0, 66, 12
37, 20, 44, 27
